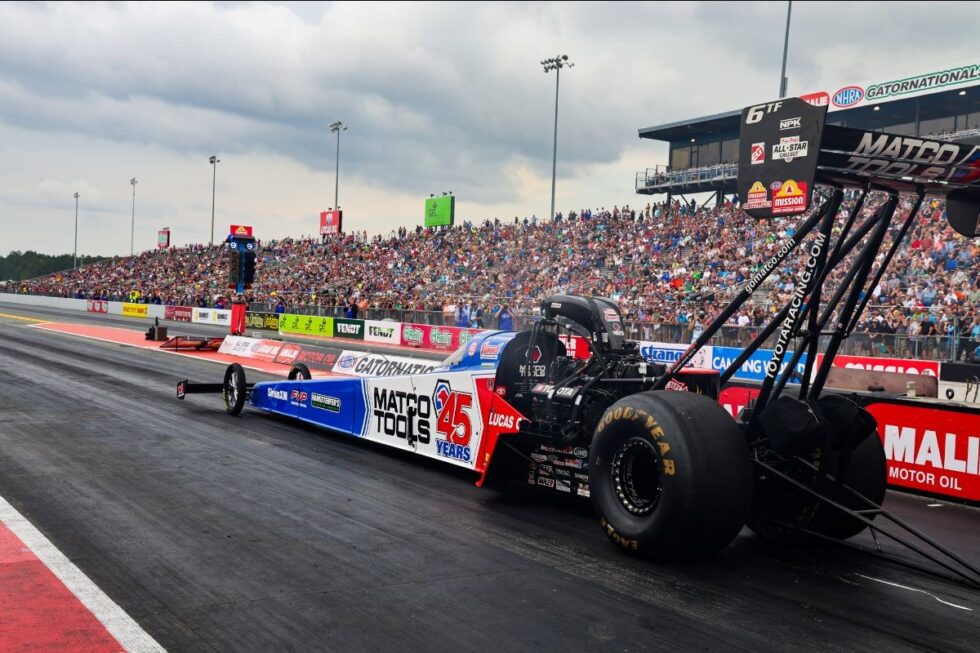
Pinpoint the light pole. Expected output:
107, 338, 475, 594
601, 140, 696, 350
329, 121, 347, 211
779, 1, 792, 97
130, 177, 137, 257
542, 54, 573, 222
209, 155, 220, 246
73, 192, 79, 270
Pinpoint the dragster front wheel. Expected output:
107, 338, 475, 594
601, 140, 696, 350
288, 363, 312, 380
223, 363, 247, 416
588, 391, 752, 559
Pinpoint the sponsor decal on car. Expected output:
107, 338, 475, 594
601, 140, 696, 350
433, 380, 473, 463
744, 180, 770, 210
267, 388, 288, 401
576, 486, 591, 498
772, 136, 808, 162
779, 116, 801, 130
480, 342, 502, 360
488, 411, 520, 431
371, 386, 432, 442
770, 179, 808, 215
334, 351, 439, 378
311, 393, 341, 412
555, 479, 571, 493
750, 142, 765, 165
530, 453, 548, 463
537, 477, 556, 488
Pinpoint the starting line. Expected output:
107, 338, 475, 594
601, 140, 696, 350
0, 495, 164, 652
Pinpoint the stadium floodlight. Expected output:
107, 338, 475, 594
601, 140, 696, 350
329, 120, 348, 211
960, 90, 967, 96
779, 1, 792, 97
541, 54, 573, 223
130, 177, 137, 257
73, 192, 80, 270
209, 155, 220, 246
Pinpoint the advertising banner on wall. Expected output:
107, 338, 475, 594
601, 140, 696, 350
86, 300, 108, 314
278, 314, 334, 338
191, 307, 232, 326
274, 342, 345, 371
711, 345, 808, 382
218, 336, 284, 363
400, 323, 459, 351
244, 312, 281, 331
364, 320, 401, 345
813, 354, 940, 377
122, 303, 148, 318
164, 305, 193, 322
333, 318, 365, 340
636, 341, 713, 370
718, 385, 980, 502
867, 401, 980, 502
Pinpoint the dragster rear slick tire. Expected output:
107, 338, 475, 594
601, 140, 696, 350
223, 363, 247, 416
588, 391, 752, 559
288, 363, 312, 380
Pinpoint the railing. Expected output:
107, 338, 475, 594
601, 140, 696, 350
6, 288, 974, 362
635, 163, 738, 191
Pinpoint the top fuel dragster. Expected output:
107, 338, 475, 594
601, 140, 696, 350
177, 97, 980, 585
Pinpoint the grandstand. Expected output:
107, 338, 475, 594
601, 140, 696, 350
635, 62, 980, 204
4, 192, 977, 361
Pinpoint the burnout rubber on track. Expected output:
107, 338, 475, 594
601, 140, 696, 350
0, 307, 977, 651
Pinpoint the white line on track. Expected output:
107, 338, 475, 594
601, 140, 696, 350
856, 573, 973, 611
0, 495, 167, 652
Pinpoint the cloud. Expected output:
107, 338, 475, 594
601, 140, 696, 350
0, 1, 977, 256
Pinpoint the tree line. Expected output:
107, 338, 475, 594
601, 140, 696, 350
0, 251, 111, 282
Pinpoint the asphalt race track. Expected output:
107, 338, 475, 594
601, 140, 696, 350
0, 304, 977, 651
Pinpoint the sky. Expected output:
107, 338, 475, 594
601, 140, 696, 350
0, 1, 977, 257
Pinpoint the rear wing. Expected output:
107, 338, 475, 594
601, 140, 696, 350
736, 97, 980, 237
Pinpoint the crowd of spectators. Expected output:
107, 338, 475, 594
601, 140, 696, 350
4, 193, 978, 359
